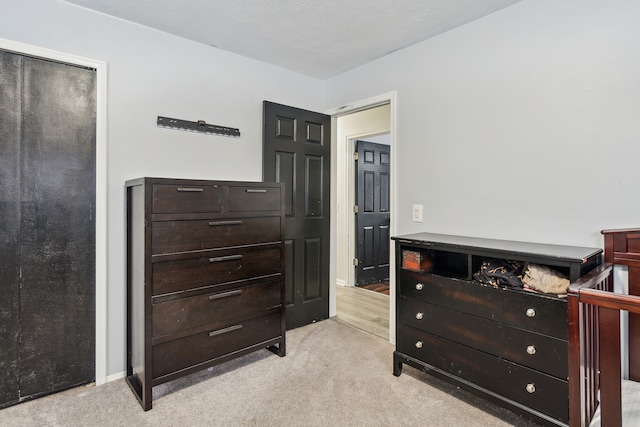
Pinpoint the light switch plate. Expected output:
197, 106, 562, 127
412, 204, 423, 222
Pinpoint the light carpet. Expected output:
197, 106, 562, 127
0, 319, 541, 426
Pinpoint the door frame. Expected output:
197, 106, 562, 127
325, 91, 397, 343
0, 37, 108, 385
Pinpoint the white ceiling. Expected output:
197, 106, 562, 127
62, 0, 523, 79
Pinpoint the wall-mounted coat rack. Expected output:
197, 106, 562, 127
157, 116, 240, 137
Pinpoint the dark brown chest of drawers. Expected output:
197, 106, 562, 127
125, 178, 286, 410
392, 233, 602, 427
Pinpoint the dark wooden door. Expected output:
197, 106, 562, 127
263, 101, 331, 330
355, 140, 390, 285
0, 51, 96, 408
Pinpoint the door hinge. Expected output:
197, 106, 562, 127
353, 205, 358, 213
353, 258, 359, 267
353, 152, 358, 161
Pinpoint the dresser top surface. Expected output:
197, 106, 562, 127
125, 177, 281, 187
393, 232, 602, 263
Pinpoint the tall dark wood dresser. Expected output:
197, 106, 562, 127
392, 233, 602, 426
125, 177, 286, 410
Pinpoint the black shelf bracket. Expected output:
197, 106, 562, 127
157, 116, 240, 138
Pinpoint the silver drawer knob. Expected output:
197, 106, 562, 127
526, 383, 536, 394
526, 308, 536, 318
415, 283, 424, 291
526, 345, 537, 355
415, 312, 424, 320
415, 341, 423, 349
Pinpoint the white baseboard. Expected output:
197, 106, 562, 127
105, 371, 127, 383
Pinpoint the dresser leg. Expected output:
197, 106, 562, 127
268, 340, 286, 357
125, 373, 152, 410
393, 351, 403, 376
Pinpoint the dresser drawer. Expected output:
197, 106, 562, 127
152, 216, 281, 254
152, 312, 282, 379
400, 269, 567, 339
152, 278, 282, 338
153, 184, 223, 214
398, 325, 568, 423
152, 246, 281, 296
228, 185, 281, 212
399, 297, 567, 379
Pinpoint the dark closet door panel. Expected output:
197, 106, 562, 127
0, 50, 22, 407
17, 56, 96, 397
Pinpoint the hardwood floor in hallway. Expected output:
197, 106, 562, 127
357, 280, 389, 295
335, 285, 389, 340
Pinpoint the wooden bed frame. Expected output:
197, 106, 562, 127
568, 228, 640, 426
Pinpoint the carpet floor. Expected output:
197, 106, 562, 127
0, 319, 542, 426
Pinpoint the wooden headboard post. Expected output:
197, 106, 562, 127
602, 228, 640, 382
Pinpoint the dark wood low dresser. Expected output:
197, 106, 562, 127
392, 232, 602, 426
125, 177, 286, 410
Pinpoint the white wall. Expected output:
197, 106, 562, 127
325, 0, 640, 249
361, 134, 391, 146
1, 0, 324, 379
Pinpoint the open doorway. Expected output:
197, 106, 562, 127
332, 102, 392, 340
